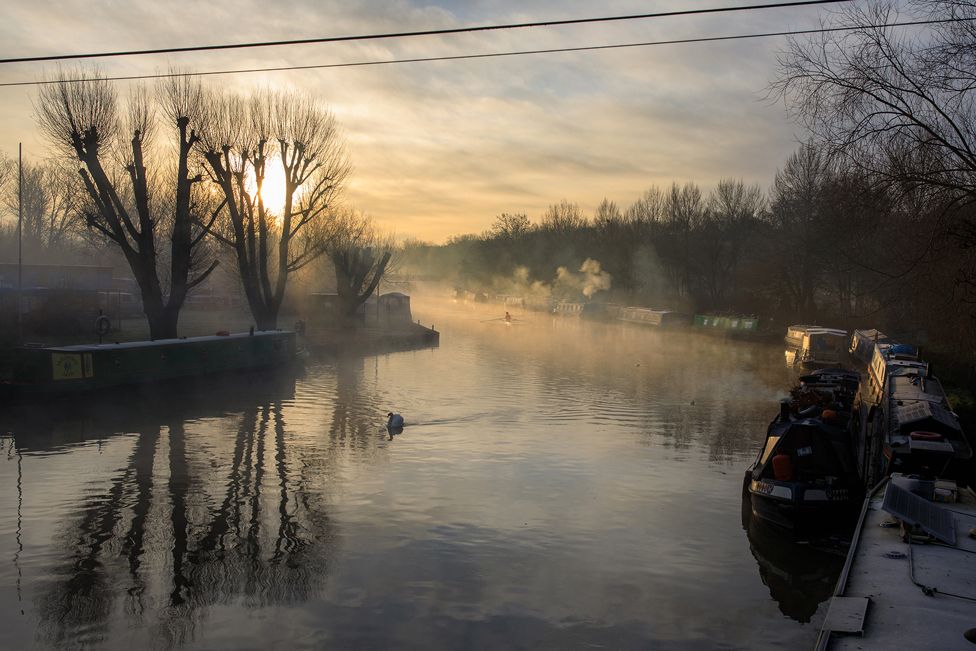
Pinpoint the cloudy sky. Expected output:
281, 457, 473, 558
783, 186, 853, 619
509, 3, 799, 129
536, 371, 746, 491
0, 0, 845, 242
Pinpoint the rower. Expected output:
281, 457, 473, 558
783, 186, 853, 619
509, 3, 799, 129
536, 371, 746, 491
504, 311, 512, 323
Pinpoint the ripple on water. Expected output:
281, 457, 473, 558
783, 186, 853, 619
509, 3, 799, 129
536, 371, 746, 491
0, 302, 821, 651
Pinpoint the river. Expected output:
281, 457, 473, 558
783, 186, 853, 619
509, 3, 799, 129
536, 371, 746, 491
0, 296, 846, 650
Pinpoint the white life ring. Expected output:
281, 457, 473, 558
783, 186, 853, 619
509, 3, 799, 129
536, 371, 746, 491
95, 314, 112, 336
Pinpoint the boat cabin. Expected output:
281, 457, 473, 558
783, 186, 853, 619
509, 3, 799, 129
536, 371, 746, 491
785, 327, 849, 367
866, 342, 926, 404
746, 369, 863, 530
871, 373, 971, 479
848, 328, 888, 365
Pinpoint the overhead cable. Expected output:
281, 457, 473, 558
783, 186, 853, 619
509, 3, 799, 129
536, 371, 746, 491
0, 0, 853, 65
0, 17, 964, 89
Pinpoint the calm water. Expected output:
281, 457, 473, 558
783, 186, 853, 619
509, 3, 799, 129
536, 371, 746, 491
0, 298, 846, 650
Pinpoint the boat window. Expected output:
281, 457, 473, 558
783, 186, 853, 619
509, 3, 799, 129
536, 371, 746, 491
791, 430, 844, 481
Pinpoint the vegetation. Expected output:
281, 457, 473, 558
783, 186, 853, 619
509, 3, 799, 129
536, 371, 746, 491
402, 143, 976, 375
2, 70, 384, 337
35, 72, 218, 339
199, 89, 349, 330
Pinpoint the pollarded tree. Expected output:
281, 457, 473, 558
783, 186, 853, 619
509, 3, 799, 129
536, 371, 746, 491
328, 208, 394, 324
35, 71, 218, 339
199, 90, 350, 330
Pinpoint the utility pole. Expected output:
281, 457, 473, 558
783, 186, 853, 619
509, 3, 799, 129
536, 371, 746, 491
17, 142, 22, 343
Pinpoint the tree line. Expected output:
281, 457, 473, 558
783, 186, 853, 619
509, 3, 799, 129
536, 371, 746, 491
0, 71, 393, 338
406, 1, 976, 374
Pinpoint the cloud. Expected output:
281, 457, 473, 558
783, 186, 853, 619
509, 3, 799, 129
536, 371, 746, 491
0, 0, 830, 241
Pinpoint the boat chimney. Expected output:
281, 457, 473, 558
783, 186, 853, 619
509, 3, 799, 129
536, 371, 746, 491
780, 400, 791, 423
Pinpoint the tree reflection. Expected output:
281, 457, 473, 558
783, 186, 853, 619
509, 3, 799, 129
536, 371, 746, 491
328, 355, 383, 451
33, 379, 336, 648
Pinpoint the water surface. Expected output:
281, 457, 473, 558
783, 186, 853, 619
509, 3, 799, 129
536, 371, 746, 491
0, 298, 843, 649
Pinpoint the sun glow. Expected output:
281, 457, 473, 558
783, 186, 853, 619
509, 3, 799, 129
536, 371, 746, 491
245, 156, 290, 217
260, 159, 289, 216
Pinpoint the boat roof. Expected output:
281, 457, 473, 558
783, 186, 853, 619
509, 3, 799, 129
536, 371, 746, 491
21, 330, 292, 353
888, 373, 946, 401
805, 328, 849, 337
822, 482, 976, 650
852, 328, 887, 340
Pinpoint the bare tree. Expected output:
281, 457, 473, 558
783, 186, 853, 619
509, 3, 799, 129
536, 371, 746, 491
774, 1, 976, 223
540, 200, 588, 232
593, 198, 623, 229
200, 90, 349, 330
0, 153, 12, 197
35, 70, 217, 339
3, 159, 84, 251
695, 179, 765, 303
625, 186, 665, 224
487, 212, 532, 240
328, 208, 393, 324
767, 143, 837, 315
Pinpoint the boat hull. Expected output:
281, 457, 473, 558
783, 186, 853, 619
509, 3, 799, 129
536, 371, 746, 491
747, 479, 861, 533
2, 331, 297, 398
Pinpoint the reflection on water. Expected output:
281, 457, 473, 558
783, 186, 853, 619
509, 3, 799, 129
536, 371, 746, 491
0, 298, 843, 650
2, 375, 335, 648
740, 489, 846, 623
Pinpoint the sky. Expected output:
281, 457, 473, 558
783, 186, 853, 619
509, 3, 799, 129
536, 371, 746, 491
0, 0, 850, 242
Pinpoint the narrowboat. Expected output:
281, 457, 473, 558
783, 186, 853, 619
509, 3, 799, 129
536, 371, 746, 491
619, 307, 690, 328
784, 324, 817, 349
1, 330, 297, 397
745, 368, 864, 532
848, 328, 888, 366
864, 369, 972, 484
865, 341, 924, 404
784, 326, 849, 367
693, 313, 761, 338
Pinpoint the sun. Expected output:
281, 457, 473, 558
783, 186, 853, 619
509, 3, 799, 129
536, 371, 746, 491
243, 155, 290, 217
257, 158, 288, 216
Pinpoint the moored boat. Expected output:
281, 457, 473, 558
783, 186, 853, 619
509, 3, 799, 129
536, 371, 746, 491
848, 328, 888, 366
784, 326, 849, 367
619, 307, 690, 328
693, 313, 763, 338
866, 340, 924, 404
864, 368, 972, 484
745, 368, 864, 532
1, 330, 297, 398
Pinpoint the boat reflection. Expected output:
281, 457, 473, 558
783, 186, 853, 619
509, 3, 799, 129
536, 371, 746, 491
4, 373, 336, 648
740, 490, 847, 623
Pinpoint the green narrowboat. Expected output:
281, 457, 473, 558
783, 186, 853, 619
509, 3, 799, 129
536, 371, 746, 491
693, 314, 762, 338
3, 331, 296, 396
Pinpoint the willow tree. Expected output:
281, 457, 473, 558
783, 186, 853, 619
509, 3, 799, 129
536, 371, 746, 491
35, 72, 218, 339
200, 91, 349, 330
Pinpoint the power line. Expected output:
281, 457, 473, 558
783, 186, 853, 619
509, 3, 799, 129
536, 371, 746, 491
0, 0, 852, 65
0, 18, 964, 89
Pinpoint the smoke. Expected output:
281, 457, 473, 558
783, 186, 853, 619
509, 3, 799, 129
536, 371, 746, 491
483, 259, 612, 304
554, 258, 612, 299
491, 265, 552, 303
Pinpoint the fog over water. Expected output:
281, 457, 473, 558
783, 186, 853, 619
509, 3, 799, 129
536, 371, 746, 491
0, 294, 845, 649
